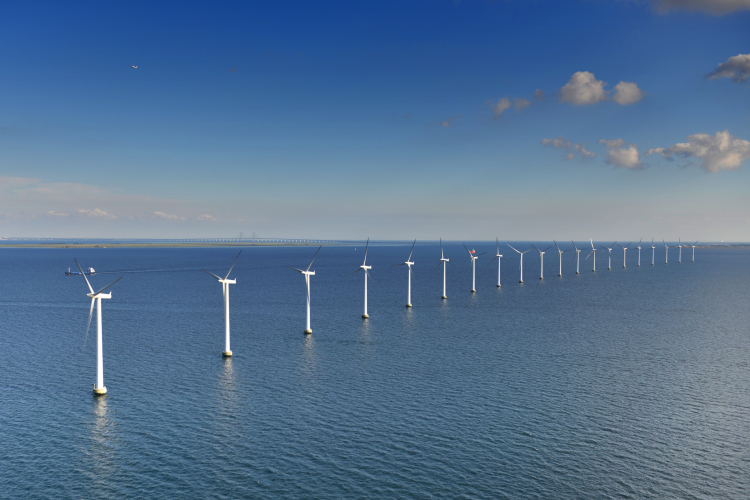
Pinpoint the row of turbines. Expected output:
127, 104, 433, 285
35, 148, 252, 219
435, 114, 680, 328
72, 238, 698, 395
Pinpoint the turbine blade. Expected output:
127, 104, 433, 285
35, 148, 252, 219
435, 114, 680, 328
488, 255, 498, 264
74, 258, 94, 294
522, 249, 531, 254
203, 269, 222, 280
531, 243, 540, 252
571, 240, 578, 251
543, 246, 552, 252
554, 240, 560, 252
462, 243, 472, 256
344, 268, 363, 277
407, 239, 416, 262
82, 298, 95, 352
285, 265, 304, 273
224, 250, 242, 280
440, 238, 444, 259
391, 263, 406, 267
432, 262, 442, 273
306, 246, 322, 272
476, 252, 487, 256
507, 244, 521, 254
94, 277, 121, 295
364, 268, 374, 284
363, 238, 370, 265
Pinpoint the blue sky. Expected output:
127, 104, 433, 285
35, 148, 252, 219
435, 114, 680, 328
1, 0, 748, 240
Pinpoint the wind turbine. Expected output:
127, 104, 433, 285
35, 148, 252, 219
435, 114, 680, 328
586, 238, 597, 272
663, 239, 670, 264
204, 250, 241, 357
531, 244, 552, 280
437, 238, 450, 299
636, 238, 642, 266
508, 244, 531, 283
651, 238, 656, 266
690, 241, 698, 262
74, 258, 121, 396
392, 239, 416, 307
599, 241, 617, 270
488, 238, 504, 287
571, 241, 581, 274
677, 238, 683, 263
287, 246, 321, 334
463, 244, 486, 292
553, 240, 566, 277
346, 238, 373, 318
616, 242, 631, 268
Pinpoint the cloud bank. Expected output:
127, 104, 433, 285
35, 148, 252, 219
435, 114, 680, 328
707, 53, 750, 82
542, 137, 596, 160
559, 72, 609, 105
646, 130, 750, 172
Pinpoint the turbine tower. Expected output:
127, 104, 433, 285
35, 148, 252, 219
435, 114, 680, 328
554, 240, 566, 277
663, 239, 670, 264
599, 241, 617, 270
616, 242, 631, 268
74, 258, 121, 396
586, 238, 598, 272
463, 244, 486, 292
571, 241, 581, 274
531, 244, 552, 280
392, 239, 416, 307
488, 238, 504, 287
346, 238, 373, 318
508, 244, 531, 283
690, 241, 698, 262
636, 238, 642, 267
651, 238, 656, 266
438, 238, 449, 299
677, 238, 683, 263
204, 250, 242, 357
287, 246, 321, 334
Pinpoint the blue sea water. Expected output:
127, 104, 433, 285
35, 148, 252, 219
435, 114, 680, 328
1, 243, 748, 499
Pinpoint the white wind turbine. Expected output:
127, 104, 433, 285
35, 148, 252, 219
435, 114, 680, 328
571, 241, 581, 274
599, 241, 617, 270
488, 238, 505, 287
690, 241, 698, 262
203, 250, 241, 357
651, 238, 656, 266
463, 244, 486, 292
636, 238, 642, 267
287, 246, 321, 334
585, 238, 597, 272
616, 242, 631, 268
392, 239, 416, 307
508, 244, 531, 283
437, 238, 450, 299
531, 244, 552, 280
74, 258, 122, 396
553, 240, 566, 277
663, 239, 670, 264
677, 238, 683, 263
346, 238, 373, 318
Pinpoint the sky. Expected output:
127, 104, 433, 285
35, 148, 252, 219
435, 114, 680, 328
0, 0, 749, 241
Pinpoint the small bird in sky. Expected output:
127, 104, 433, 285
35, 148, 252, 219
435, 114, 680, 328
130, 65, 138, 69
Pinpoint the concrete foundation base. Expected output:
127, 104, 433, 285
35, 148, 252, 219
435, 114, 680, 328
441, 295, 447, 299
496, 284, 501, 288
304, 329, 312, 335
222, 350, 233, 357
93, 386, 107, 396
362, 314, 369, 319
471, 289, 476, 293
406, 304, 412, 308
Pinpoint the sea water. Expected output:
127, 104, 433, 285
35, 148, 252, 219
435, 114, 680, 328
1, 243, 748, 498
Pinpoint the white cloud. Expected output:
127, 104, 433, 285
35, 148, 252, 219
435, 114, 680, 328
197, 214, 218, 221
514, 98, 532, 110
707, 53, 750, 82
488, 98, 513, 118
533, 89, 545, 101
613, 81, 645, 105
0, 177, 40, 191
542, 137, 596, 159
431, 115, 459, 127
646, 130, 750, 172
76, 208, 117, 219
45, 210, 69, 217
153, 211, 186, 221
599, 139, 644, 169
653, 0, 750, 15
559, 71, 608, 105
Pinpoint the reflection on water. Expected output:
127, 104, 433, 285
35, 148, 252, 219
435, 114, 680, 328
83, 396, 119, 493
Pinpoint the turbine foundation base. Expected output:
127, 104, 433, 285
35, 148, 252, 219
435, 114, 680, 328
304, 329, 312, 335
93, 386, 107, 396
471, 289, 476, 293
222, 350, 233, 357
406, 304, 412, 308
362, 314, 369, 319
441, 295, 447, 299
496, 284, 501, 288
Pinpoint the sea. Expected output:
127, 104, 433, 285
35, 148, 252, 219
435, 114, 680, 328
1, 243, 748, 499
